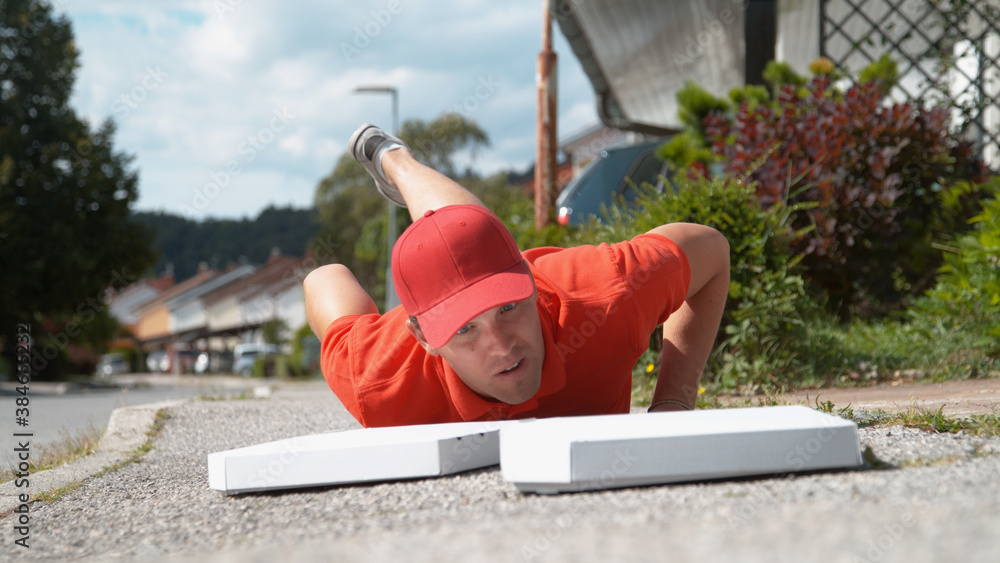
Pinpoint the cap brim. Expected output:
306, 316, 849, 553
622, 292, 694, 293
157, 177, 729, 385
415, 262, 534, 349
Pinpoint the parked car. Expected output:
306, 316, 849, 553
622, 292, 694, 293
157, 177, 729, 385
195, 350, 235, 374
146, 350, 169, 373
96, 353, 131, 379
148, 349, 199, 374
556, 139, 671, 226
173, 349, 199, 374
233, 343, 281, 376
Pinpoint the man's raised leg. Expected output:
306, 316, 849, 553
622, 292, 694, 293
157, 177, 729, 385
349, 123, 488, 221
381, 148, 487, 221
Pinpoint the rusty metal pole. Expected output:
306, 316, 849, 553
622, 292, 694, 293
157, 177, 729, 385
534, 0, 558, 230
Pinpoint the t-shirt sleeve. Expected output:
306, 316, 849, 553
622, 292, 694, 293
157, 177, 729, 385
606, 232, 691, 333
525, 233, 690, 356
321, 314, 365, 419
320, 307, 435, 427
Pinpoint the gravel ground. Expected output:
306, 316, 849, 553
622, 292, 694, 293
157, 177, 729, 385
4, 394, 1000, 563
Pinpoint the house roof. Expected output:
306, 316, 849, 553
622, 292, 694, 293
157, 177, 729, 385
134, 268, 219, 314
200, 255, 309, 307
555, 0, 748, 134
163, 263, 257, 310
147, 274, 176, 292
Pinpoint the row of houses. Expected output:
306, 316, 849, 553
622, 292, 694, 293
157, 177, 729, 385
108, 251, 312, 373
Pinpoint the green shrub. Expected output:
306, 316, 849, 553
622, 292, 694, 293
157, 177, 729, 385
657, 130, 717, 172
568, 170, 815, 393
702, 60, 985, 319
857, 54, 899, 93
676, 81, 731, 143
914, 180, 1000, 353
291, 323, 321, 376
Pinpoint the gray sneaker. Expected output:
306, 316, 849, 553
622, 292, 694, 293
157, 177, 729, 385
348, 123, 407, 207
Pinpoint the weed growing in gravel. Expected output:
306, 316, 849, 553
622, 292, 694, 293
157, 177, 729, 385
889, 408, 1000, 437
17, 409, 172, 506
635, 390, 1000, 441
0, 422, 104, 484
816, 401, 1000, 438
198, 391, 255, 402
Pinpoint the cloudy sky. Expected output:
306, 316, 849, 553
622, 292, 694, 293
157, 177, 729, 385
56, 0, 599, 220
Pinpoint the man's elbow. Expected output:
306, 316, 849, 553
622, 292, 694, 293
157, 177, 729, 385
710, 227, 730, 275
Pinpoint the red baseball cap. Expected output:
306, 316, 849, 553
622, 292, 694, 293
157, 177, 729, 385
391, 204, 534, 348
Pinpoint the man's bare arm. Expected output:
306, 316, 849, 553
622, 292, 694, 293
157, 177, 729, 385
645, 223, 730, 411
303, 264, 380, 338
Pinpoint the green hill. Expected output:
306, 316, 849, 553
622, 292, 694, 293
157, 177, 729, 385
134, 206, 321, 281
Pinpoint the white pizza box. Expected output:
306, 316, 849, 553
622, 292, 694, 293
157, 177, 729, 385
208, 420, 508, 494
500, 406, 862, 494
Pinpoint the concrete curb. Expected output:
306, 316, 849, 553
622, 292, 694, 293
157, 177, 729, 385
0, 399, 186, 515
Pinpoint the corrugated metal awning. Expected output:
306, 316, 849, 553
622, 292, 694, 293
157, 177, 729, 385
555, 0, 782, 134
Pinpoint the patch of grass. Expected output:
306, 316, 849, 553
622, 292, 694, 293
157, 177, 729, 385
0, 422, 104, 484
899, 455, 962, 468
139, 408, 171, 452
198, 390, 255, 402
793, 316, 1000, 387
888, 407, 1000, 437
630, 349, 661, 408
10, 408, 172, 506
816, 400, 1000, 438
34, 481, 86, 503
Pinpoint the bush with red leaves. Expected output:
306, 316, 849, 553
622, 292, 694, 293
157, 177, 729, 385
704, 75, 984, 319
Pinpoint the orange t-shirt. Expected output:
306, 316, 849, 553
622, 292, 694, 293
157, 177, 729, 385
321, 233, 690, 427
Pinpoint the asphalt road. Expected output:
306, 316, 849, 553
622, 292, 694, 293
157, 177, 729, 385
3, 386, 999, 563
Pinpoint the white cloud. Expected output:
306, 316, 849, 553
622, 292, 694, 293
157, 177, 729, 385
60, 1, 599, 219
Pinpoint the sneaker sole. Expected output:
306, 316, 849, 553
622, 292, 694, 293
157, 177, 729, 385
348, 123, 407, 207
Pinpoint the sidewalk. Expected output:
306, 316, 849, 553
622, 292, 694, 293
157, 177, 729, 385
719, 378, 1000, 417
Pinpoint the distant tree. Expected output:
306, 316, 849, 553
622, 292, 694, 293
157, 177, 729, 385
312, 113, 489, 308
0, 0, 155, 377
134, 206, 320, 281
261, 318, 289, 347
399, 113, 489, 178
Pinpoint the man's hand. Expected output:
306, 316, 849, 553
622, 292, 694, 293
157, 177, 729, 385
647, 400, 692, 413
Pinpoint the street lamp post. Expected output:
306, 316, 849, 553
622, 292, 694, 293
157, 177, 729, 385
353, 86, 400, 311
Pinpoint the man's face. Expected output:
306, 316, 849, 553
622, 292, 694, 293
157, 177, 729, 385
413, 292, 545, 404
